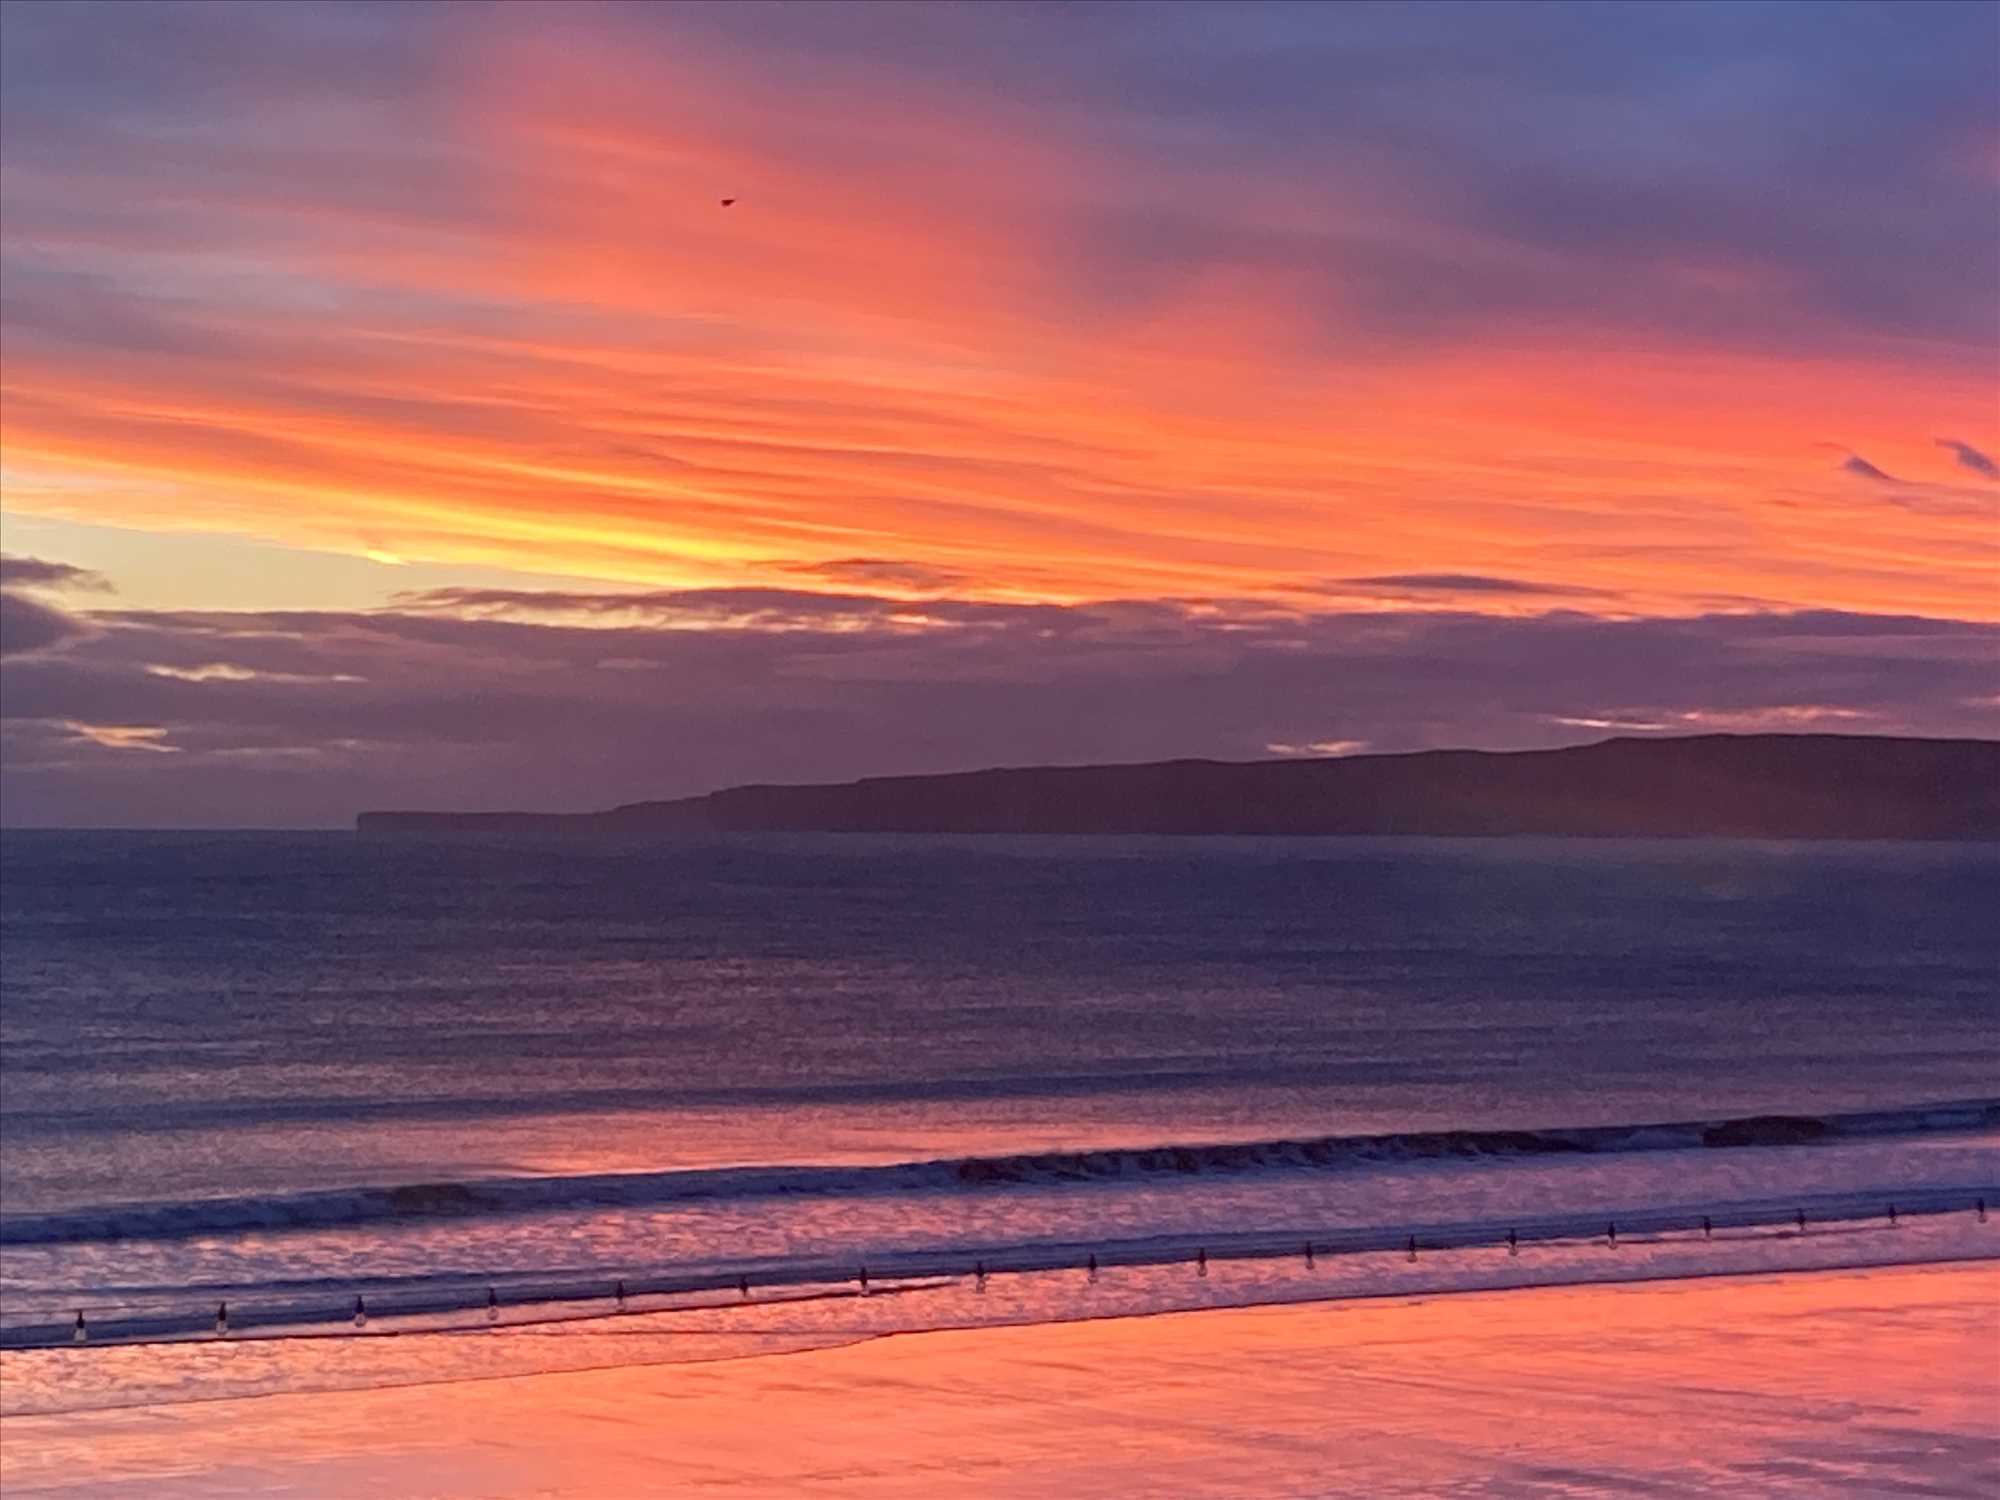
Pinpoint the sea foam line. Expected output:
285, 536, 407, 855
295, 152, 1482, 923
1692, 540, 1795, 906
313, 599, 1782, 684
8, 1182, 1991, 1350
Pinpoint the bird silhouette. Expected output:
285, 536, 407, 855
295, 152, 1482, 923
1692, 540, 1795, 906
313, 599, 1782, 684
720, 198, 737, 207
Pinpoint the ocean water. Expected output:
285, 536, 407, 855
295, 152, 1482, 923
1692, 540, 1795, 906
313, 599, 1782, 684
1, 831, 1995, 1407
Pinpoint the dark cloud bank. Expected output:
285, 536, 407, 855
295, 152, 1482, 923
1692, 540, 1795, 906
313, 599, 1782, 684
0, 554, 106, 661
3, 577, 1995, 827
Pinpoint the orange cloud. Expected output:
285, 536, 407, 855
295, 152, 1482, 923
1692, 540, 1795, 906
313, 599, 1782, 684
2, 4, 1994, 621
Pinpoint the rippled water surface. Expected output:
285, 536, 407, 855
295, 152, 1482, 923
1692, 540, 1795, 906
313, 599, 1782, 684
2, 831, 1995, 1373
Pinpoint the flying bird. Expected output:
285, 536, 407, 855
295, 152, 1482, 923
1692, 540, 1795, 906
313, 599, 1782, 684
720, 197, 737, 207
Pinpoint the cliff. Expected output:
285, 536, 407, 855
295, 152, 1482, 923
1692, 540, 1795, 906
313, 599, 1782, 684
357, 734, 2000, 840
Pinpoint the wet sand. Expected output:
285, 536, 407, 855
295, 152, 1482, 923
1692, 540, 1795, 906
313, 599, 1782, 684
3, 1260, 1995, 1497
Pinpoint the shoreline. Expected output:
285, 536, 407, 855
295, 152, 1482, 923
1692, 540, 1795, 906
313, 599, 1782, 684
8, 1193, 1993, 1368
13, 1236, 1998, 1368
5, 1259, 1994, 1497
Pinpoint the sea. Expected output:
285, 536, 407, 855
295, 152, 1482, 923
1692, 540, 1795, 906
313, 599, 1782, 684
1, 831, 1995, 1414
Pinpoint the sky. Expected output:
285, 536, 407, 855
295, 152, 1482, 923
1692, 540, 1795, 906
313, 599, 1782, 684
1, 0, 1995, 826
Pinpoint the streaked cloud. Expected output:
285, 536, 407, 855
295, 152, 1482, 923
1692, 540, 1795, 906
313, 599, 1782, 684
782, 558, 971, 594
1337, 574, 1608, 598
58, 721, 177, 753
386, 585, 1020, 634
0, 1, 1993, 625
142, 662, 365, 684
1553, 705, 1875, 734
1549, 714, 1674, 733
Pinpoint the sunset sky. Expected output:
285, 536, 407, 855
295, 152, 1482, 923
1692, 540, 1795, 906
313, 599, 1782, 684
2, 0, 1995, 826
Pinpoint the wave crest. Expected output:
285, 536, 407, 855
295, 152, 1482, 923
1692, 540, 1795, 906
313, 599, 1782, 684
4, 1098, 1991, 1248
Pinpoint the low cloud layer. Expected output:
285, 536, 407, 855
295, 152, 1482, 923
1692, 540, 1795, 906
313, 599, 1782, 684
4, 580, 1994, 827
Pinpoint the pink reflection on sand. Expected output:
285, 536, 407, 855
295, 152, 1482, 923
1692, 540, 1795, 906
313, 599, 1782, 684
2, 1261, 1994, 1497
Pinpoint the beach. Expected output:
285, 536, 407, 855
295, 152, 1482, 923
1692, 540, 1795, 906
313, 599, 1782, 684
3, 1260, 1994, 1497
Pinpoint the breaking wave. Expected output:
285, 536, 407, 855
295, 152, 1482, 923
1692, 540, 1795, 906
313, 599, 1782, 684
4, 1098, 1992, 1249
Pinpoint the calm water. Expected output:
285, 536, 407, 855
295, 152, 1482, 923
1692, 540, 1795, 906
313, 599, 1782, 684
1, 832, 1995, 1380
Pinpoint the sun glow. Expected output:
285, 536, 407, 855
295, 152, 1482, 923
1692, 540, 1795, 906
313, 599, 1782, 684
0, 6, 1990, 620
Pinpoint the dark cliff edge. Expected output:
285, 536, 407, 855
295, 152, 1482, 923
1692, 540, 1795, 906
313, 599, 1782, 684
357, 735, 2000, 840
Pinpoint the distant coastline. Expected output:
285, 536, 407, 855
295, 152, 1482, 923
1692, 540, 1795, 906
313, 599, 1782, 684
357, 733, 2000, 840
